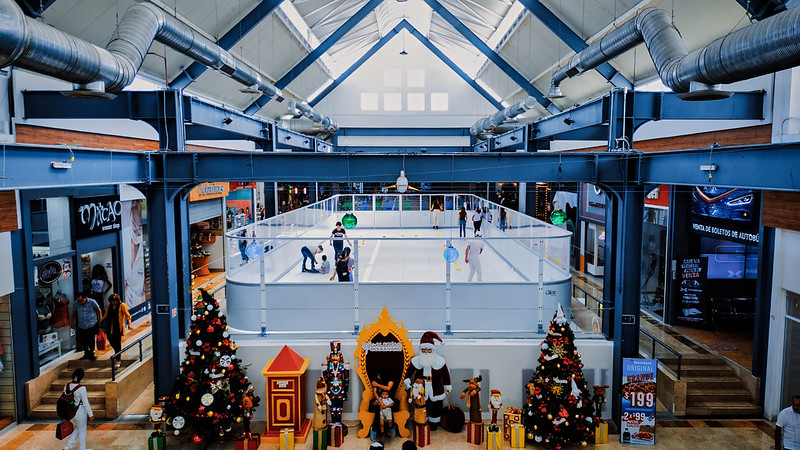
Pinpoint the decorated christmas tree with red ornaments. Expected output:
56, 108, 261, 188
522, 305, 596, 449
164, 289, 259, 445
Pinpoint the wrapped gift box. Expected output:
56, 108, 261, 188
467, 421, 484, 445
312, 428, 328, 450
414, 423, 430, 448
510, 423, 526, 448
281, 428, 295, 450
327, 423, 345, 447
147, 434, 165, 450
595, 421, 608, 444
235, 433, 261, 450
487, 428, 501, 450
503, 407, 521, 441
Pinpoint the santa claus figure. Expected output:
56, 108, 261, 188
489, 389, 502, 430
404, 331, 452, 430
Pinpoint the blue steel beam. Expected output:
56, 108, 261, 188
275, 127, 315, 151
335, 146, 470, 153
244, 0, 384, 114
517, 0, 632, 89
421, 0, 557, 112
491, 127, 526, 151
170, 0, 285, 89
310, 20, 504, 109
339, 127, 471, 136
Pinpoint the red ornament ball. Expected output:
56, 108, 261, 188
207, 325, 215, 333
198, 406, 205, 414
227, 364, 235, 371
192, 434, 203, 445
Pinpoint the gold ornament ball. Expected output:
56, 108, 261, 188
221, 369, 226, 374
201, 355, 205, 360
582, 442, 587, 447
236, 417, 242, 423
218, 342, 222, 346
557, 364, 561, 368
560, 327, 565, 332
565, 421, 570, 426
204, 311, 209, 316
534, 425, 538, 430
527, 432, 535, 440
175, 394, 180, 399
547, 414, 553, 420
207, 411, 214, 417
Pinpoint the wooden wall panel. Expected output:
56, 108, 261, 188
0, 295, 15, 419
762, 191, 800, 232
566, 124, 772, 153
0, 192, 18, 233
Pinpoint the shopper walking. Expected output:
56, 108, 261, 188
465, 231, 485, 282
330, 222, 352, 261
776, 395, 800, 450
237, 229, 249, 263
458, 207, 467, 237
71, 293, 101, 361
102, 294, 132, 368
64, 368, 94, 450
431, 200, 442, 229
88, 264, 112, 315
499, 208, 507, 232
471, 206, 482, 235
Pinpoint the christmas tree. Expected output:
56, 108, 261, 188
164, 289, 259, 445
523, 305, 596, 449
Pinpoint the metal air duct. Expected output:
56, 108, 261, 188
0, 0, 283, 102
288, 100, 338, 135
549, 6, 800, 101
470, 96, 538, 136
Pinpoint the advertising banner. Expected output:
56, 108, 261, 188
620, 358, 657, 445
688, 186, 759, 245
676, 257, 709, 323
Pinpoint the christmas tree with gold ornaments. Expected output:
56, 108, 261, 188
163, 289, 259, 445
522, 305, 596, 449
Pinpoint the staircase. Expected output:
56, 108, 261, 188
660, 356, 762, 417
30, 358, 136, 419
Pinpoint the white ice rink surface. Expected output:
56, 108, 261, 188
234, 227, 531, 283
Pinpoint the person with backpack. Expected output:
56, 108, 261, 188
61, 368, 93, 449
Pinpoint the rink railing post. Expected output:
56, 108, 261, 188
445, 239, 452, 335
259, 237, 267, 337
538, 238, 545, 333
353, 241, 360, 334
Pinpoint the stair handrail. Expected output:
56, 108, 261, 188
572, 283, 604, 316
110, 331, 152, 381
639, 328, 682, 380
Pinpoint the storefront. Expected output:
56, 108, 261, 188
226, 182, 256, 228
579, 183, 606, 279
188, 183, 228, 281
641, 185, 670, 319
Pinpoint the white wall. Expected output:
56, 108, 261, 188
315, 32, 498, 130
0, 232, 14, 297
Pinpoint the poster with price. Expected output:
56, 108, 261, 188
620, 358, 657, 445
676, 257, 708, 323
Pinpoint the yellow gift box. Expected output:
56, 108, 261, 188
595, 421, 608, 444
281, 428, 295, 450
503, 407, 522, 441
510, 423, 525, 448
487, 429, 502, 450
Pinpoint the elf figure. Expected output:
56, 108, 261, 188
322, 341, 350, 424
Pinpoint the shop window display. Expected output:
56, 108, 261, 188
34, 260, 76, 366
30, 197, 72, 258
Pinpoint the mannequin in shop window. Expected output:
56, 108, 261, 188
89, 264, 112, 315
35, 294, 53, 335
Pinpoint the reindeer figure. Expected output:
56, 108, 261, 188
460, 375, 483, 424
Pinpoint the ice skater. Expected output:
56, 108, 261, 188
330, 222, 352, 261
471, 206, 482, 236
301, 244, 323, 272
431, 200, 442, 229
458, 206, 467, 237
465, 231, 484, 282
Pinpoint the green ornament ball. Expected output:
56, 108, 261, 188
550, 209, 567, 225
342, 213, 358, 229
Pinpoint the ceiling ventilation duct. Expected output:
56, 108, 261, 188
548, 7, 800, 101
287, 100, 338, 135
0, 0, 283, 102
470, 96, 538, 137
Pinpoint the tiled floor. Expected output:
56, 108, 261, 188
0, 419, 775, 449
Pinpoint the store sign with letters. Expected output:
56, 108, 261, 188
75, 195, 122, 239
188, 182, 229, 202
676, 257, 708, 323
620, 358, 656, 446
38, 261, 62, 284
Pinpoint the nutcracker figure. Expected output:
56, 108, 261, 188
322, 340, 350, 424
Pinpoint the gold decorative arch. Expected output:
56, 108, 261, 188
353, 308, 414, 438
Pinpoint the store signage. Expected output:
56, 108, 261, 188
229, 182, 256, 191
620, 358, 657, 446
188, 182, 229, 202
62, 260, 72, 279
645, 185, 670, 209
38, 260, 62, 284
75, 195, 122, 239
580, 183, 606, 223
688, 186, 759, 245
676, 257, 708, 323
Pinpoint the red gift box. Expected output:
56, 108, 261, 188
327, 424, 345, 447
467, 421, 484, 445
414, 423, 430, 447
235, 432, 261, 450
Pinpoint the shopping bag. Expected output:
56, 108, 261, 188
96, 329, 107, 351
55, 420, 74, 440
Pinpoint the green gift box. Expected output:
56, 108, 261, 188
148, 434, 166, 450
313, 428, 328, 450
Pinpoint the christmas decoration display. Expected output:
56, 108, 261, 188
281, 428, 295, 450
342, 213, 357, 229
487, 426, 502, 450
262, 345, 312, 444
443, 243, 459, 263
522, 305, 595, 449
148, 401, 166, 450
404, 331, 452, 431
466, 421, 484, 445
488, 390, 503, 431
509, 423, 525, 448
164, 289, 259, 445
592, 385, 609, 418
550, 209, 567, 225
460, 375, 483, 424
313, 377, 331, 431
502, 407, 521, 441
322, 341, 350, 425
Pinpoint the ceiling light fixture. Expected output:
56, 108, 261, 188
400, 21, 408, 55
222, 116, 233, 125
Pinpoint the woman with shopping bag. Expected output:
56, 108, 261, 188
102, 294, 132, 368
62, 368, 94, 449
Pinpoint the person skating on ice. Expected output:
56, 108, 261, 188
300, 244, 323, 272
465, 231, 485, 282
471, 206, 482, 235
330, 222, 352, 261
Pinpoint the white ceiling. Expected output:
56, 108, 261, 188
39, 0, 754, 124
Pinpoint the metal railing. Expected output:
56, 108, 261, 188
110, 331, 151, 381
639, 328, 682, 380
572, 284, 604, 316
